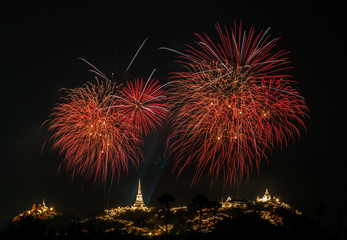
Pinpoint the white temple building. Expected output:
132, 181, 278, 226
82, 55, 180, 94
131, 179, 147, 210
257, 189, 272, 202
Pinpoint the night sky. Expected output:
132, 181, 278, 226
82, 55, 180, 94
1, 0, 345, 236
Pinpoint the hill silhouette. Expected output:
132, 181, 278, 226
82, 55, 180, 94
1, 196, 337, 240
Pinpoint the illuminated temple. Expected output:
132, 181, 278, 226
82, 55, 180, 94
257, 189, 273, 202
13, 199, 57, 221
131, 179, 147, 210
103, 179, 150, 218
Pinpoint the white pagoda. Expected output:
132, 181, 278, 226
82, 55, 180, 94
131, 179, 147, 210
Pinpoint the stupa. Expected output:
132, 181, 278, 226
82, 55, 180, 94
132, 179, 147, 210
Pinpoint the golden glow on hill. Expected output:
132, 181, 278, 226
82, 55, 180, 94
13, 199, 57, 221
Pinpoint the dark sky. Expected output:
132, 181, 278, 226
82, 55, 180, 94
1, 0, 345, 236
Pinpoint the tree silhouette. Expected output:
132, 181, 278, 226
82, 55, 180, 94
192, 194, 209, 231
158, 193, 175, 237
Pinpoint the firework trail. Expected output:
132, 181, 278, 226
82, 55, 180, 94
112, 74, 169, 136
166, 23, 308, 185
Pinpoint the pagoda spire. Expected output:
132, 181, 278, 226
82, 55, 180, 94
132, 179, 146, 210
138, 179, 142, 195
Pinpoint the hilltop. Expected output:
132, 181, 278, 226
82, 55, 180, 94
0, 191, 336, 240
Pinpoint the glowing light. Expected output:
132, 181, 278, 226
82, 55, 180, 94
14, 201, 57, 222
257, 189, 272, 202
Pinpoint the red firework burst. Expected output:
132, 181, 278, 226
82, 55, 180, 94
113, 77, 169, 136
167, 23, 308, 185
48, 80, 141, 183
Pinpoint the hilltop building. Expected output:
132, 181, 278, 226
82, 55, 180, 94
256, 189, 280, 203
257, 189, 272, 202
221, 196, 248, 209
221, 196, 233, 208
104, 179, 151, 217
221, 189, 281, 209
13, 199, 57, 221
131, 179, 147, 210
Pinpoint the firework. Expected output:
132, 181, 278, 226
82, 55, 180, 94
112, 76, 169, 136
48, 80, 141, 183
166, 23, 308, 185
48, 56, 169, 183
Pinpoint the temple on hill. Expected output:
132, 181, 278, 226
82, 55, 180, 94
257, 189, 272, 202
104, 179, 151, 217
13, 199, 57, 221
131, 179, 147, 210
256, 189, 280, 203
221, 196, 248, 209
221, 196, 233, 208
